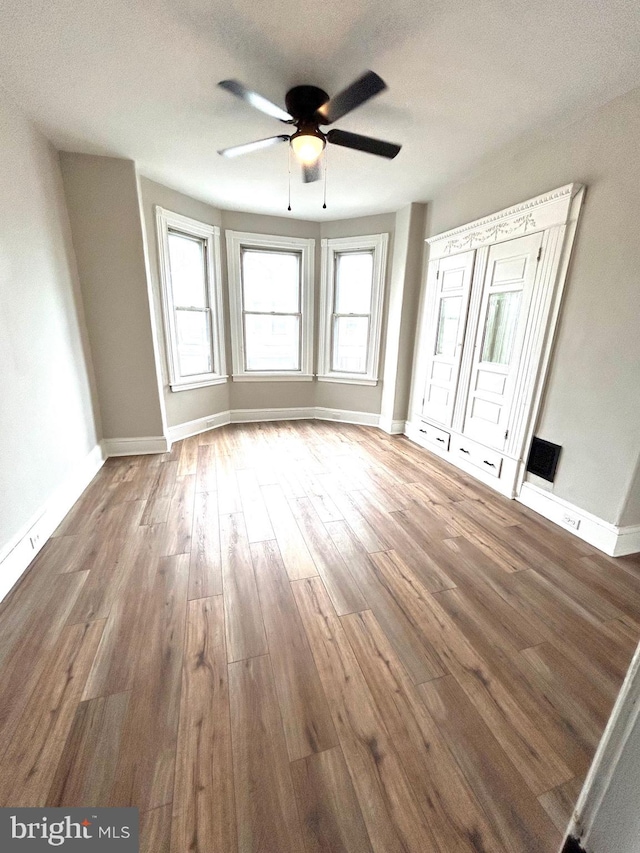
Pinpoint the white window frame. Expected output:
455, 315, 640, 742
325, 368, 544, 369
226, 230, 315, 381
318, 233, 388, 385
155, 207, 226, 391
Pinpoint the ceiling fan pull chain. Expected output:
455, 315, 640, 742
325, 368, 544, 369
287, 145, 292, 212
322, 148, 328, 210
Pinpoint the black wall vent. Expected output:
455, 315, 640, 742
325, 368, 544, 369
526, 437, 561, 482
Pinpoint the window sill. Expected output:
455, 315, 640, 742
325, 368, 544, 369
170, 376, 228, 392
317, 374, 379, 386
232, 373, 314, 382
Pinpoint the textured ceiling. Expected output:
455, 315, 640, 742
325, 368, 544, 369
2, 0, 640, 219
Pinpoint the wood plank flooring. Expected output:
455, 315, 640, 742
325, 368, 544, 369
1, 420, 640, 852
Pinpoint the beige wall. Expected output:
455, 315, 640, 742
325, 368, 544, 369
424, 86, 640, 525
380, 203, 427, 424
61, 155, 165, 439
231, 381, 317, 411
320, 213, 396, 240
620, 459, 640, 527
0, 93, 98, 555
221, 210, 318, 240
314, 381, 380, 415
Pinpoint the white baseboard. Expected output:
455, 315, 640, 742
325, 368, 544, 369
111, 409, 385, 454
167, 412, 231, 443
517, 482, 639, 557
102, 436, 169, 456
379, 417, 406, 435
314, 407, 380, 427
614, 524, 640, 558
0, 444, 105, 603
231, 407, 315, 424
165, 406, 383, 442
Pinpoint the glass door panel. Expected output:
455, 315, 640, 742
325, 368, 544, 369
481, 290, 522, 365
435, 296, 462, 358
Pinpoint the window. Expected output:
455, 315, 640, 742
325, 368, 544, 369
226, 231, 314, 381
155, 207, 226, 391
318, 234, 388, 385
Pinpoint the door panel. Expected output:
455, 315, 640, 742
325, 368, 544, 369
421, 250, 474, 427
463, 232, 543, 450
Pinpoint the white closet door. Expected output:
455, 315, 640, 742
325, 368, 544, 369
463, 232, 543, 450
421, 250, 474, 426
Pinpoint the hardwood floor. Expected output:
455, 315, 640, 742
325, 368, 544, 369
1, 420, 640, 852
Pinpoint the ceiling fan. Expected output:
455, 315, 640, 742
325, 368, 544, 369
217, 71, 401, 183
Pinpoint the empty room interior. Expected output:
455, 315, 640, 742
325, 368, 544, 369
2, 1, 640, 851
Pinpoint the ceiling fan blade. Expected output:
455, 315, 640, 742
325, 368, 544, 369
302, 159, 322, 183
218, 135, 290, 158
218, 80, 293, 123
327, 128, 401, 159
316, 71, 387, 124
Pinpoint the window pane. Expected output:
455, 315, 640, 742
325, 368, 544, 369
242, 250, 300, 312
168, 231, 207, 308
435, 296, 462, 357
332, 316, 369, 373
244, 314, 300, 371
335, 252, 374, 314
482, 290, 521, 364
175, 309, 212, 376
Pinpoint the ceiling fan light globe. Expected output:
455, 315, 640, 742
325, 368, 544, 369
291, 133, 325, 164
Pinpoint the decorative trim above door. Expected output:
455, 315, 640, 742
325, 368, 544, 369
426, 183, 582, 258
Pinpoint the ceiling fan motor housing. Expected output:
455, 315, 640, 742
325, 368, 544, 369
284, 85, 330, 123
